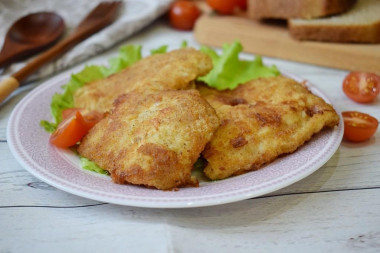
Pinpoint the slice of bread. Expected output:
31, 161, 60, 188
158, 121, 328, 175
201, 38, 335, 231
248, 0, 357, 19
289, 0, 380, 43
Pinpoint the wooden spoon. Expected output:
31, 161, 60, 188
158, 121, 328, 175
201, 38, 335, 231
0, 12, 65, 68
0, 1, 121, 103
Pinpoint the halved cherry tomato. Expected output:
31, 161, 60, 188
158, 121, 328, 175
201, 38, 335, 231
83, 111, 105, 129
62, 108, 83, 120
50, 110, 104, 148
61, 108, 104, 127
169, 1, 201, 30
342, 72, 380, 103
342, 111, 378, 142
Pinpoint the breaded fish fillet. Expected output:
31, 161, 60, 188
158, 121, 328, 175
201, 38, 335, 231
197, 75, 339, 180
74, 48, 212, 113
77, 90, 220, 190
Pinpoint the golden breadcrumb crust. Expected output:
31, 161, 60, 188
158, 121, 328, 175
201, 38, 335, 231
74, 48, 212, 113
197, 75, 339, 180
78, 90, 219, 190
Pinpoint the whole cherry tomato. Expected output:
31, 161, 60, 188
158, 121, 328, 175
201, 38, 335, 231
342, 72, 380, 103
169, 1, 201, 30
206, 0, 237, 14
235, 0, 247, 10
206, 0, 247, 14
342, 111, 378, 142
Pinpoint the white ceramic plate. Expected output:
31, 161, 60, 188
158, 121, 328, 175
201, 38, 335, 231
7, 69, 343, 208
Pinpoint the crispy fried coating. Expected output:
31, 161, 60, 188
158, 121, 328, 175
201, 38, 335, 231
74, 48, 212, 113
197, 75, 340, 180
77, 90, 220, 190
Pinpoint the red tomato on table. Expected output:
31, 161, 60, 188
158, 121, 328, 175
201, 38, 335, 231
342, 72, 380, 103
207, 0, 236, 14
235, 0, 247, 10
342, 111, 378, 142
207, 0, 247, 14
169, 1, 201, 30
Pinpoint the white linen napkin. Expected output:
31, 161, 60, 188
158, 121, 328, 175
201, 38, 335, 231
0, 0, 172, 82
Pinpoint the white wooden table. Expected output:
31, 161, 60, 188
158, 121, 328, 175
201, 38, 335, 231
1, 21, 380, 253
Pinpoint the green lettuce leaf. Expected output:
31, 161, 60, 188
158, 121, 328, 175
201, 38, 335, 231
180, 40, 188, 48
40, 45, 143, 132
100, 44, 142, 76
193, 157, 207, 171
150, 41, 188, 55
41, 41, 280, 175
150, 45, 168, 55
198, 41, 280, 90
80, 157, 109, 175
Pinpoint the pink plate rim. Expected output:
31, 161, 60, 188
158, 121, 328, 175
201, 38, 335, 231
7, 66, 344, 208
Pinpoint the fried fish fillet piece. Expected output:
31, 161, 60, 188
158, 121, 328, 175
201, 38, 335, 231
197, 75, 340, 180
74, 48, 212, 113
77, 90, 219, 190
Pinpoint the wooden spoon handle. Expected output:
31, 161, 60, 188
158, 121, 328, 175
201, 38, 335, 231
1, 2, 121, 103
12, 33, 86, 82
0, 38, 73, 103
0, 51, 16, 69
0, 77, 20, 103
1, 30, 100, 103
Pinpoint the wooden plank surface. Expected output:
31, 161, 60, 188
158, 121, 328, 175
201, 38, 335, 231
194, 15, 380, 74
1, 167, 380, 253
1, 21, 380, 253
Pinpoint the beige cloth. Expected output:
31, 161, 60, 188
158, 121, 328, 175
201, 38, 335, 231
0, 0, 172, 82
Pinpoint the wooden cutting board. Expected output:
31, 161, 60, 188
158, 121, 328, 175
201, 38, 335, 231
194, 15, 380, 74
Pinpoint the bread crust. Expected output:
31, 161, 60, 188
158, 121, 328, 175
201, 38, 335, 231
248, 0, 357, 19
289, 21, 380, 43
